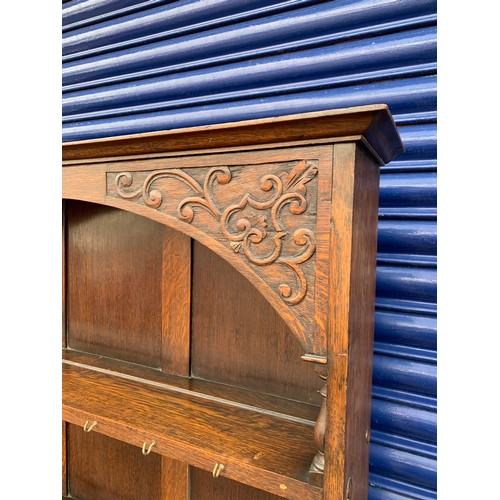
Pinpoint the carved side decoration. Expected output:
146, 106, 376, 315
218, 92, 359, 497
108, 160, 318, 311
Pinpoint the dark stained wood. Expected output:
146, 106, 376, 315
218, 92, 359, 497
62, 146, 334, 356
159, 230, 191, 498
322, 143, 380, 499
62, 202, 67, 349
62, 421, 67, 496
341, 145, 380, 500
62, 105, 403, 165
191, 466, 284, 500
307, 366, 328, 487
65, 201, 164, 368
67, 423, 162, 500
63, 362, 322, 500
323, 143, 357, 499
62, 107, 402, 499
161, 457, 189, 500
324, 143, 357, 499
161, 229, 191, 376
191, 241, 323, 405
62, 349, 320, 425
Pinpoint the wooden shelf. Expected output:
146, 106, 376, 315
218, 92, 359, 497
63, 349, 322, 500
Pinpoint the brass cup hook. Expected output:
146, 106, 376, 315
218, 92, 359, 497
83, 420, 97, 433
212, 463, 225, 478
346, 476, 353, 500
142, 440, 156, 456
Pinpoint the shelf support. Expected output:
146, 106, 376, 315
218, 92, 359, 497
308, 364, 327, 487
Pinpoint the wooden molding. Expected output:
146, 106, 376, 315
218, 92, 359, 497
62, 104, 403, 164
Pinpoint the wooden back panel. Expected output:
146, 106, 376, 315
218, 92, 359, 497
65, 199, 321, 403
191, 241, 322, 405
65, 201, 164, 368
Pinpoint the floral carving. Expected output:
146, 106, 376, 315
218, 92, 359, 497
113, 160, 318, 305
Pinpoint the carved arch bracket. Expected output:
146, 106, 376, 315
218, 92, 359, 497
106, 159, 320, 352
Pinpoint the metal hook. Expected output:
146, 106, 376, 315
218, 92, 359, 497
142, 440, 156, 455
83, 420, 97, 433
212, 463, 225, 478
346, 476, 352, 500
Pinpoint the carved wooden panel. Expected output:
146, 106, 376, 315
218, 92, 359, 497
109, 159, 317, 304
63, 146, 334, 357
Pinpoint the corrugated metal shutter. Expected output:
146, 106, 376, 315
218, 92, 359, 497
62, 1, 437, 498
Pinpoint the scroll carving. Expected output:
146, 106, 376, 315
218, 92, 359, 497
110, 160, 318, 306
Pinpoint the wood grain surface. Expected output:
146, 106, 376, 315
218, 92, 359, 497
67, 423, 162, 500
191, 466, 284, 500
62, 104, 402, 165
62, 107, 402, 499
62, 349, 320, 423
65, 201, 164, 368
191, 240, 323, 406
161, 230, 191, 376
63, 362, 322, 500
63, 146, 334, 357
323, 144, 380, 499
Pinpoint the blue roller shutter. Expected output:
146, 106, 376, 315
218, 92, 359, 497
62, 1, 437, 498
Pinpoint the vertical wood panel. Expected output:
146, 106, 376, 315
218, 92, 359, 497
324, 143, 356, 499
62, 421, 67, 497
62, 201, 67, 348
161, 457, 189, 500
161, 230, 191, 376
190, 467, 282, 500
66, 201, 163, 368
191, 241, 322, 406
343, 146, 380, 500
324, 144, 380, 499
160, 230, 191, 498
67, 423, 162, 500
